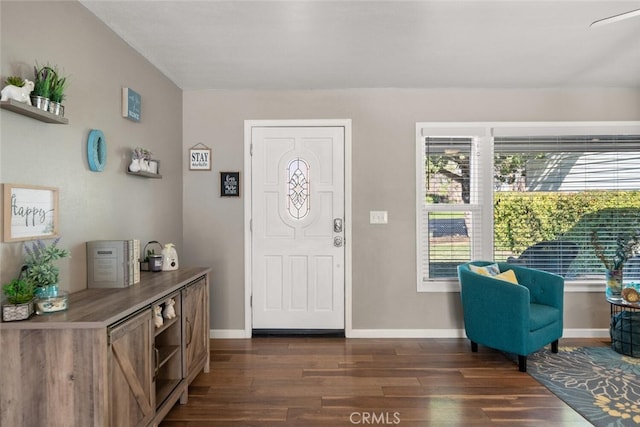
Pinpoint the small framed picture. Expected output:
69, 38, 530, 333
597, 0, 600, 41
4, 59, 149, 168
220, 172, 240, 197
148, 160, 160, 175
122, 87, 141, 122
3, 183, 59, 242
189, 147, 212, 170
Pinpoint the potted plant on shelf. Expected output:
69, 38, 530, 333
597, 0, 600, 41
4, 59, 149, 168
4, 76, 25, 87
48, 67, 68, 116
31, 64, 56, 111
24, 238, 71, 314
1, 276, 35, 322
129, 147, 153, 173
591, 229, 640, 299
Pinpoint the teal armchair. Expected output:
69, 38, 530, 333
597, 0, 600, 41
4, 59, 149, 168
457, 261, 564, 372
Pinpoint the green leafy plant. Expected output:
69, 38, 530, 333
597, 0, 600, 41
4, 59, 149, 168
4, 76, 25, 87
2, 279, 35, 304
32, 64, 56, 98
23, 238, 70, 288
49, 67, 68, 103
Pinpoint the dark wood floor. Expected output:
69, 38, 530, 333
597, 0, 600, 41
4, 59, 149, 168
161, 337, 608, 426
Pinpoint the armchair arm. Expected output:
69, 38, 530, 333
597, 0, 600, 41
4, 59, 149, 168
458, 268, 530, 353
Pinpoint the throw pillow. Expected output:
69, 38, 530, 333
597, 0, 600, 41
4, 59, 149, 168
494, 269, 519, 284
469, 263, 500, 277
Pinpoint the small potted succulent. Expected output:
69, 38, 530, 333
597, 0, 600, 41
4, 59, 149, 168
2, 275, 35, 322
4, 76, 25, 87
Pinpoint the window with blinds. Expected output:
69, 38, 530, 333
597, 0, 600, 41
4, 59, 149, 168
419, 137, 483, 281
493, 135, 640, 280
418, 123, 640, 291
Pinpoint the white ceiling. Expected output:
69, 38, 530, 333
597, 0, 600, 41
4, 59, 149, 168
79, 1, 640, 91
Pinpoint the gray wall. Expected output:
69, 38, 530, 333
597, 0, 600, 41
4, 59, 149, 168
183, 89, 640, 334
2, 1, 639, 335
1, 1, 183, 293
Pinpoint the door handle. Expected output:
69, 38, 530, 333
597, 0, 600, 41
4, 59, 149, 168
334, 218, 343, 233
334, 236, 343, 247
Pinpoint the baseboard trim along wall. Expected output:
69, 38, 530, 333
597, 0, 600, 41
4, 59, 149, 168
210, 328, 610, 339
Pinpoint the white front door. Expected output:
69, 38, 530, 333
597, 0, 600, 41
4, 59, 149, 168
250, 125, 345, 330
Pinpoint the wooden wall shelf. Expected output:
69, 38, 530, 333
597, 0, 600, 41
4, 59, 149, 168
0, 99, 69, 124
127, 170, 163, 179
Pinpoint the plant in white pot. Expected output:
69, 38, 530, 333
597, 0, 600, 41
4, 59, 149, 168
24, 238, 70, 314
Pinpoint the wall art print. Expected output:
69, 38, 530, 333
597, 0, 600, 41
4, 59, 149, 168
2, 183, 59, 242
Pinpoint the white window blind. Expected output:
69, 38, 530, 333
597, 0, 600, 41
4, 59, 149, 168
419, 137, 484, 282
493, 135, 640, 280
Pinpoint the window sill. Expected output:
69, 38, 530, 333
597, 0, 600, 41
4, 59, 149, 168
418, 279, 606, 293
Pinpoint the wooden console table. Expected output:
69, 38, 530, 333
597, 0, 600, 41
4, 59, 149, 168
0, 267, 211, 427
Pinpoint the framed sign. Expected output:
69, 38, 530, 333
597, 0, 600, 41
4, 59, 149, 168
3, 184, 59, 242
189, 145, 212, 170
220, 172, 240, 197
122, 87, 141, 122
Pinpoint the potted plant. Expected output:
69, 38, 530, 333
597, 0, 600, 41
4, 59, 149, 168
591, 230, 640, 299
4, 76, 25, 87
129, 147, 153, 172
24, 238, 71, 314
1, 277, 35, 321
31, 64, 56, 111
48, 67, 68, 116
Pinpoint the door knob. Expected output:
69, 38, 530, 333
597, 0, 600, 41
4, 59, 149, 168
334, 236, 343, 247
334, 218, 343, 233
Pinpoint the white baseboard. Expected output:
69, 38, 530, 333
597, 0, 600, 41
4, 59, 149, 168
562, 328, 610, 338
210, 329, 249, 339
347, 329, 466, 338
210, 328, 611, 339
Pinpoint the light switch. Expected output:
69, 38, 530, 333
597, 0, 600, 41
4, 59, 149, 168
370, 211, 388, 224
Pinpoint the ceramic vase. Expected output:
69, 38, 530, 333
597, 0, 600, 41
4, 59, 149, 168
129, 158, 141, 172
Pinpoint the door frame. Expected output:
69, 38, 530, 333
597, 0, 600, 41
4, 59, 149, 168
244, 119, 352, 338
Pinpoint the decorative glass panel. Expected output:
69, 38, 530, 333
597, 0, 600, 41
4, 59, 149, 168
287, 158, 310, 219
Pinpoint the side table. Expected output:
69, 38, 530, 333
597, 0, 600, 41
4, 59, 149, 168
607, 296, 640, 357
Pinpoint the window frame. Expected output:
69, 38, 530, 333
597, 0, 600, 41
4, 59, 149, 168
416, 121, 640, 293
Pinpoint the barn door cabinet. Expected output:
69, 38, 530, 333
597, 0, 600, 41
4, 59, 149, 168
0, 267, 210, 427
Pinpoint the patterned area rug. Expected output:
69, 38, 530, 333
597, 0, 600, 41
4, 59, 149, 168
528, 347, 640, 427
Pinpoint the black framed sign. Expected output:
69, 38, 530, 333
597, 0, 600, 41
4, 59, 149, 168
220, 172, 240, 197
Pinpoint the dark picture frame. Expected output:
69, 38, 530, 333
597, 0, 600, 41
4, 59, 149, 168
220, 172, 240, 197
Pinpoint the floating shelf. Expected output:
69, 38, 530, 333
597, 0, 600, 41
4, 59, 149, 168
127, 170, 162, 179
0, 99, 68, 124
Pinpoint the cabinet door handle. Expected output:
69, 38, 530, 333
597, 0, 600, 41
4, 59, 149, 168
186, 318, 193, 346
153, 345, 160, 380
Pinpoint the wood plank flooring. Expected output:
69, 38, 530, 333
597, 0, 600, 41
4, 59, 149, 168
161, 337, 607, 426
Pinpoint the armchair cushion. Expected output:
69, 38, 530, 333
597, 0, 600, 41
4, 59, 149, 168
529, 303, 561, 331
494, 269, 519, 284
469, 263, 500, 276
